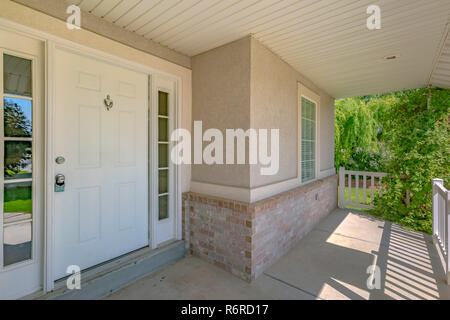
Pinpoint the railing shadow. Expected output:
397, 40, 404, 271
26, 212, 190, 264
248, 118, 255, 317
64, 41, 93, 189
369, 221, 446, 300
264, 209, 450, 300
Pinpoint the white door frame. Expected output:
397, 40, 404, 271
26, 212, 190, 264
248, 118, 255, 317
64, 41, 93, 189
0, 18, 183, 294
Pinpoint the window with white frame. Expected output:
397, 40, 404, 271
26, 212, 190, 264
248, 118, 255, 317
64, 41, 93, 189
157, 91, 170, 221
1, 53, 34, 267
301, 96, 316, 183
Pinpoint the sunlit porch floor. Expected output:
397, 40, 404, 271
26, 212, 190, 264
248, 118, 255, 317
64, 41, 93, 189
105, 208, 450, 300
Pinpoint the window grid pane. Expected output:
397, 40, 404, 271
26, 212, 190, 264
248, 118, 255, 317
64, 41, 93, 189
158, 195, 169, 221
301, 97, 316, 183
4, 97, 32, 138
3, 54, 32, 97
4, 141, 32, 180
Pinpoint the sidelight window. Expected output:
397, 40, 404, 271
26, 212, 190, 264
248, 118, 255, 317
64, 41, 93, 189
157, 91, 170, 221
1, 53, 34, 267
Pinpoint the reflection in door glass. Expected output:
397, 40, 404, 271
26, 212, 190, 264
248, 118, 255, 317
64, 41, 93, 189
3, 222, 32, 266
3, 97, 32, 137
158, 91, 168, 116
158, 144, 168, 168
3, 181, 32, 217
3, 54, 32, 97
158, 118, 168, 142
159, 170, 168, 194
3, 181, 32, 266
4, 141, 32, 180
158, 195, 168, 221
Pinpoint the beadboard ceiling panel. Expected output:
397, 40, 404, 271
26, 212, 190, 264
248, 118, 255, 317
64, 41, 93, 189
67, 0, 450, 97
430, 27, 450, 90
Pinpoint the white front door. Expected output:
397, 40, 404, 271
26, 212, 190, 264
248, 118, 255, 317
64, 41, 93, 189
53, 48, 149, 279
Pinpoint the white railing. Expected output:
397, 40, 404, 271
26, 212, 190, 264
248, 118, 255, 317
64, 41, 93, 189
432, 178, 450, 285
338, 167, 387, 210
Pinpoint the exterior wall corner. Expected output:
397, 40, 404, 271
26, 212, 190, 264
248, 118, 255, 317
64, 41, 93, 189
182, 174, 338, 281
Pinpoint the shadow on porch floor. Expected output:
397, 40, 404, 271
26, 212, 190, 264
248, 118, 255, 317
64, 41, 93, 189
105, 208, 450, 300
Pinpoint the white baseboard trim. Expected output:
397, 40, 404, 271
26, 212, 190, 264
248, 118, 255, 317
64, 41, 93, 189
190, 168, 336, 203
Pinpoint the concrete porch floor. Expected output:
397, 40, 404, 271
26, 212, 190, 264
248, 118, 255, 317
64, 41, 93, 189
105, 208, 450, 300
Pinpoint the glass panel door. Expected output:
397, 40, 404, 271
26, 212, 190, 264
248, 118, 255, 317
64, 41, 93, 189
1, 54, 34, 267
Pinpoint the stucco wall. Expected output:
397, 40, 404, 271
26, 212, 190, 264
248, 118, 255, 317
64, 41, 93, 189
191, 37, 252, 188
319, 94, 335, 172
0, 0, 193, 193
191, 36, 335, 193
250, 38, 297, 187
250, 38, 335, 188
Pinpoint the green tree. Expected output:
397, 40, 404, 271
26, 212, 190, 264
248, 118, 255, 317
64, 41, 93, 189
3, 100, 32, 178
335, 97, 386, 171
4, 100, 31, 137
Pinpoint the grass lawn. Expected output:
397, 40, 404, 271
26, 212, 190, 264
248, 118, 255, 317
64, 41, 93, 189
338, 186, 372, 211
4, 186, 32, 214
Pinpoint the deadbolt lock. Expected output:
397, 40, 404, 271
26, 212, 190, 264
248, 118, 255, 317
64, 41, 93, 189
55, 174, 66, 192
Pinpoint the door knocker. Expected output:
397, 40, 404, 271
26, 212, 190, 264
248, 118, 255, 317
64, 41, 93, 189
104, 94, 113, 111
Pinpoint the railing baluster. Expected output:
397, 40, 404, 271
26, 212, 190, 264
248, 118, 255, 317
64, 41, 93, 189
371, 175, 375, 203
355, 174, 359, 204
442, 197, 444, 244
445, 194, 448, 255
363, 175, 367, 205
348, 174, 352, 204
339, 167, 345, 208
440, 196, 443, 243
438, 197, 447, 244
432, 178, 450, 285
446, 191, 450, 285
378, 177, 382, 197
433, 180, 438, 239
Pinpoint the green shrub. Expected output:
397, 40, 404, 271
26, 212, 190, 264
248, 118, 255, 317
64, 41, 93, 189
370, 88, 450, 234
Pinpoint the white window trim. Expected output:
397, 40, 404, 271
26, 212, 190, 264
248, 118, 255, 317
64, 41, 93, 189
297, 83, 320, 185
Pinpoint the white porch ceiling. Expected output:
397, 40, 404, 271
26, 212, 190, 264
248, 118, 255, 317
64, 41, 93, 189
68, 0, 450, 98
430, 26, 450, 90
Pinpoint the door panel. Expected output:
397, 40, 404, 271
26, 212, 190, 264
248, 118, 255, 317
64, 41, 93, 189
54, 48, 149, 279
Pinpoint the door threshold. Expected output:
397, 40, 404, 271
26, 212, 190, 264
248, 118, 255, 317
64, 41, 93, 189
34, 240, 184, 300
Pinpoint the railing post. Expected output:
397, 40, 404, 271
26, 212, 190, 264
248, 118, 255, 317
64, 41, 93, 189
339, 167, 345, 208
432, 179, 443, 244
446, 189, 450, 285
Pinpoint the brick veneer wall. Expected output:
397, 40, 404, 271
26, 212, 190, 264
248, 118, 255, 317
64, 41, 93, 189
182, 174, 338, 281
